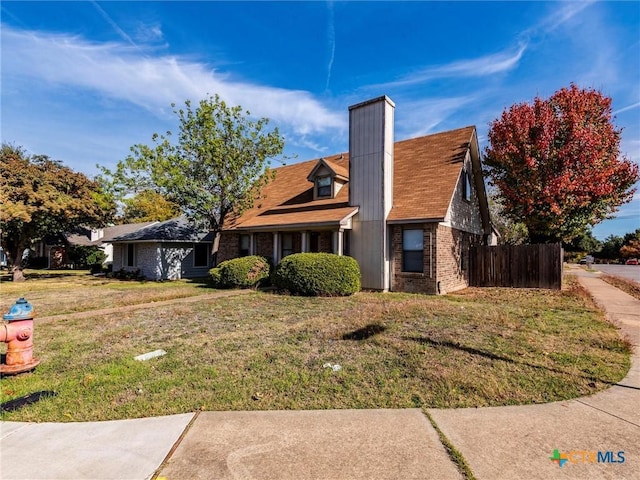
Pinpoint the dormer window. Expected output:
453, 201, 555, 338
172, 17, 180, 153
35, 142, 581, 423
307, 156, 349, 200
317, 176, 332, 198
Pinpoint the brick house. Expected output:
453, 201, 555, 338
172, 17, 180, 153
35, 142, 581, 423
110, 217, 214, 280
219, 96, 493, 294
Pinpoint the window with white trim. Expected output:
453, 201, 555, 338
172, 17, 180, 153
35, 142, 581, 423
317, 176, 332, 198
126, 243, 136, 267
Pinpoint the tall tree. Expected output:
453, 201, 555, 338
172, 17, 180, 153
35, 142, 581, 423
598, 234, 624, 261
120, 190, 181, 223
487, 190, 529, 245
0, 143, 115, 281
484, 84, 639, 243
102, 95, 286, 263
620, 229, 640, 259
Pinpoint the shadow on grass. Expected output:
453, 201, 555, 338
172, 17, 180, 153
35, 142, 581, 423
185, 276, 217, 289
0, 391, 58, 412
407, 336, 634, 388
343, 323, 387, 340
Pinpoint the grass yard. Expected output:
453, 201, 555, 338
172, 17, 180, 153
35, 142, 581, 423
0, 271, 213, 317
0, 276, 631, 422
600, 273, 640, 300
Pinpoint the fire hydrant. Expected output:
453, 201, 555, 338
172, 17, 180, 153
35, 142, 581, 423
1, 298, 40, 375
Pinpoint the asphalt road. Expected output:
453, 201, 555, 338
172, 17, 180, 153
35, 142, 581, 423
592, 264, 640, 282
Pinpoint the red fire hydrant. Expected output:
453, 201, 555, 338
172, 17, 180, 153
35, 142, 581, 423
1, 297, 40, 375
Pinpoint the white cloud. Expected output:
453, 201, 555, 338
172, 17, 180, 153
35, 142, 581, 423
1, 25, 345, 135
376, 44, 527, 89
398, 96, 477, 139
523, 0, 596, 38
614, 102, 640, 116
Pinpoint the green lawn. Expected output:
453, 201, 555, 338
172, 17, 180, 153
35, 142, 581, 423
0, 276, 631, 422
0, 271, 213, 317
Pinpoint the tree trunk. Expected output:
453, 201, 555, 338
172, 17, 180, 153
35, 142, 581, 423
211, 230, 221, 267
12, 265, 25, 282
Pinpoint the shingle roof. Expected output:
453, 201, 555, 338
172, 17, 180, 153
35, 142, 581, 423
99, 222, 158, 242
226, 126, 476, 230
111, 217, 214, 243
389, 126, 475, 221
227, 154, 356, 230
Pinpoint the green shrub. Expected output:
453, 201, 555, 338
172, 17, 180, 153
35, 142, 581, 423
209, 255, 270, 289
209, 266, 223, 287
273, 253, 361, 296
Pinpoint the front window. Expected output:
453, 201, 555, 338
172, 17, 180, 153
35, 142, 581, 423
126, 243, 136, 267
403, 229, 423, 273
194, 243, 209, 267
239, 234, 250, 256
317, 176, 332, 197
281, 233, 293, 258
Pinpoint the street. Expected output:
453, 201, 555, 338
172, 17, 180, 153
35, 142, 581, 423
592, 264, 640, 282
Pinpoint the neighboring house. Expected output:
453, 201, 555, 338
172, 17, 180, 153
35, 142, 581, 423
219, 96, 494, 294
109, 217, 214, 280
34, 222, 156, 269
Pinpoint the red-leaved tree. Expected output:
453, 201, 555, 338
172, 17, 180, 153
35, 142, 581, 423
484, 84, 639, 243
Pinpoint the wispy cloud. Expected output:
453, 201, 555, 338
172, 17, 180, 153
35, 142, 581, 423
614, 102, 640, 116
325, 1, 336, 92
398, 96, 477, 138
1, 24, 345, 135
376, 43, 527, 89
91, 1, 139, 50
523, 0, 597, 38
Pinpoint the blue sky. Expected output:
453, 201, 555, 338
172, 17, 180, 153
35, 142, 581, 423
2, 1, 639, 239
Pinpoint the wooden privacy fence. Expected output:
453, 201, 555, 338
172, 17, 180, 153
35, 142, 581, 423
469, 243, 563, 290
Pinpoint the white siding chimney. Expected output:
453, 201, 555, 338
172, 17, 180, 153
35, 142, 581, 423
348, 96, 395, 291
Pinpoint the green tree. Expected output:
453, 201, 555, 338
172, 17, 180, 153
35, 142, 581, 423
1, 143, 115, 281
598, 235, 624, 262
564, 228, 601, 253
102, 95, 285, 263
121, 190, 181, 223
487, 191, 529, 244
485, 84, 639, 243
620, 228, 640, 259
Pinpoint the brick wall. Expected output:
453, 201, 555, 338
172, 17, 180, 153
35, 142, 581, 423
319, 231, 333, 253
390, 224, 438, 294
255, 233, 273, 261
435, 225, 480, 294
446, 153, 484, 235
218, 233, 240, 263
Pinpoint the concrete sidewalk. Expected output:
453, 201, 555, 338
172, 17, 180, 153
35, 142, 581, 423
429, 267, 640, 480
1, 268, 638, 480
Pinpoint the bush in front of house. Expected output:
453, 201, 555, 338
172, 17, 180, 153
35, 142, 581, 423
273, 253, 361, 296
209, 255, 270, 289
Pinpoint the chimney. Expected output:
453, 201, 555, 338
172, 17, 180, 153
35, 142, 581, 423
348, 95, 395, 291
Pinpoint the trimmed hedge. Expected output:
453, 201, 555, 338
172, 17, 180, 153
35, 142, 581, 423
273, 253, 361, 296
209, 255, 270, 289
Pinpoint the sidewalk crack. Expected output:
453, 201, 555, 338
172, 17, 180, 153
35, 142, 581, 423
576, 400, 640, 428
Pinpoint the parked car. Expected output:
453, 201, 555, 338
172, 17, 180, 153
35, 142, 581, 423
579, 255, 594, 265
625, 258, 639, 265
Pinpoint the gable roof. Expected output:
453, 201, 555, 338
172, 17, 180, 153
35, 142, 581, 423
99, 222, 158, 242
227, 154, 357, 230
306, 157, 349, 182
110, 217, 214, 243
388, 126, 475, 222
226, 126, 481, 230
